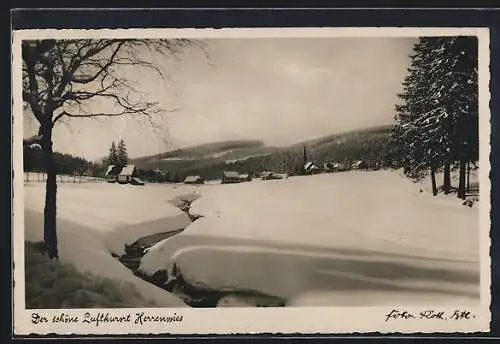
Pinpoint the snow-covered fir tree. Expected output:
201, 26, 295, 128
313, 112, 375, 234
116, 140, 129, 168
106, 141, 119, 166
392, 36, 478, 198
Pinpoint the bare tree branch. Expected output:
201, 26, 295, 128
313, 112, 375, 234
71, 41, 125, 84
22, 37, 207, 150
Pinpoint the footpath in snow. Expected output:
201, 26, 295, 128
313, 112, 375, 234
139, 170, 480, 307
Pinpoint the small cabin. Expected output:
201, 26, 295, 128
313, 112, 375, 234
118, 165, 138, 184
323, 162, 335, 172
184, 175, 204, 185
304, 162, 321, 175
333, 162, 348, 171
352, 160, 368, 170
261, 171, 282, 180
222, 171, 241, 184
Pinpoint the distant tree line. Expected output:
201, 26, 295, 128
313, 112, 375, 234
390, 36, 478, 198
23, 146, 100, 176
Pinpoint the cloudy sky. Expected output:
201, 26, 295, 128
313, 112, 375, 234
23, 37, 417, 161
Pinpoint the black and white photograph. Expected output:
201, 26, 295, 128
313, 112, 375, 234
12, 27, 491, 334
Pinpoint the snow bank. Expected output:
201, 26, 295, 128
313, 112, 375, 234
23, 182, 205, 307
24, 209, 186, 307
24, 182, 197, 255
140, 170, 480, 306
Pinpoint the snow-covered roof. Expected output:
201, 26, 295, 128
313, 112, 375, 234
184, 175, 202, 182
223, 171, 240, 178
105, 165, 115, 176
119, 165, 136, 176
106, 165, 122, 176
304, 162, 319, 170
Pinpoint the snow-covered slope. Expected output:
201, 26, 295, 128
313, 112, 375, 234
139, 170, 480, 306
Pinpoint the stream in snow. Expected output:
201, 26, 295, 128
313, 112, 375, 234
116, 195, 286, 307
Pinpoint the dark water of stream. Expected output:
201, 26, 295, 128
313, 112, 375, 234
115, 197, 286, 308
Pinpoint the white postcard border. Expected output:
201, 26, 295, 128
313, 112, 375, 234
12, 27, 492, 335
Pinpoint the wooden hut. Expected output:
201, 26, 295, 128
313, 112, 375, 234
184, 175, 204, 185
222, 171, 241, 184
261, 171, 282, 180
118, 165, 138, 184
323, 162, 335, 172
239, 174, 252, 182
352, 160, 368, 170
304, 162, 321, 175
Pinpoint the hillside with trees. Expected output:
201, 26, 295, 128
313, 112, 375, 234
137, 140, 269, 162
131, 125, 394, 181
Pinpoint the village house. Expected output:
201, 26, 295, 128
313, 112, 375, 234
261, 171, 282, 180
118, 165, 138, 184
333, 162, 348, 172
239, 173, 252, 182
352, 160, 368, 170
184, 175, 204, 185
222, 171, 241, 184
323, 162, 335, 172
304, 162, 321, 175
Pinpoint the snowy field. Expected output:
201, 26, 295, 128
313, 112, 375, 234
23, 170, 480, 307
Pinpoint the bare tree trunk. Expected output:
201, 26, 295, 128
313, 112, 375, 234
457, 160, 467, 199
443, 162, 451, 194
431, 164, 438, 196
466, 161, 471, 192
41, 126, 59, 260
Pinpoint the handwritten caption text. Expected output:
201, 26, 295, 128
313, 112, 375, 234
31, 311, 183, 327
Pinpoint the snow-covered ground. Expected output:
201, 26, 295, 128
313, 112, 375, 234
23, 170, 480, 307
24, 182, 197, 255
23, 182, 200, 307
139, 170, 480, 306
